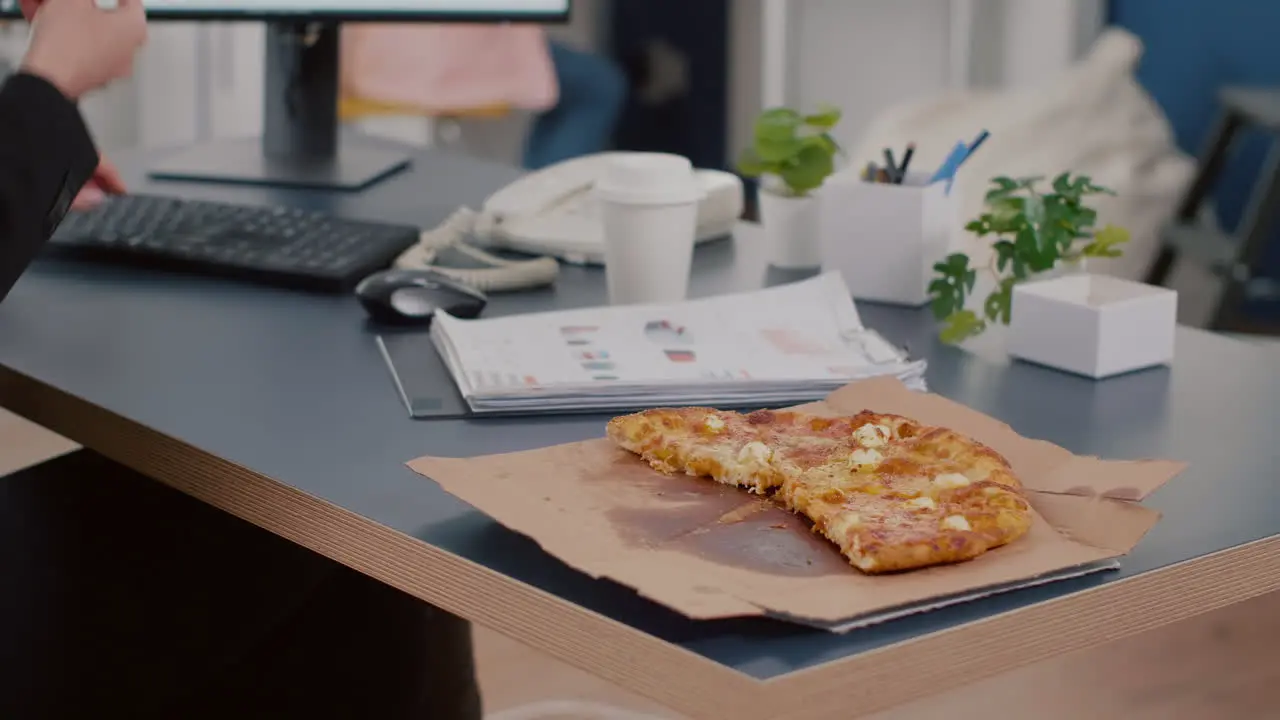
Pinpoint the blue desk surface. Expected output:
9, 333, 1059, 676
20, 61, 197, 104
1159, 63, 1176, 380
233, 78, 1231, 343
1, 146, 1278, 681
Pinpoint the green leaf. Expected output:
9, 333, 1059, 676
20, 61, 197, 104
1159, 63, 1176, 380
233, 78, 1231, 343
1050, 173, 1115, 206
777, 142, 835, 194
983, 277, 1016, 325
985, 176, 1035, 204
736, 147, 767, 178
1023, 188, 1046, 233
965, 218, 992, 236
1051, 172, 1073, 196
1013, 225, 1043, 271
928, 290, 957, 322
1039, 197, 1088, 260
753, 108, 802, 144
1057, 174, 1086, 205
1073, 206, 1098, 233
1014, 176, 1044, 191
985, 198, 1024, 234
1038, 216, 1074, 259
755, 136, 804, 163
801, 132, 840, 156
939, 310, 986, 345
993, 239, 1017, 273
1084, 178, 1116, 196
949, 253, 977, 288
1081, 224, 1130, 258
928, 253, 975, 321
802, 104, 842, 130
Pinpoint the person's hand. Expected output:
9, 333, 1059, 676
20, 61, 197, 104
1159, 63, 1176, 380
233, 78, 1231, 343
72, 157, 127, 212
19, 0, 147, 101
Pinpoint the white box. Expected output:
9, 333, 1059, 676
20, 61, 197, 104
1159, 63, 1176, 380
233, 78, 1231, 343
818, 171, 956, 306
1008, 274, 1178, 379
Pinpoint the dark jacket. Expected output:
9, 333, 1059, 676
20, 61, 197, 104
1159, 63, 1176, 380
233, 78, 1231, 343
0, 72, 98, 303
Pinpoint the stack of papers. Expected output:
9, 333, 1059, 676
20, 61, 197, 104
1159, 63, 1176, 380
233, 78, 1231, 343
430, 273, 928, 414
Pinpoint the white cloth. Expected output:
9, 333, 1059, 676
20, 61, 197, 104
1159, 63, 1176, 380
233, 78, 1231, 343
850, 29, 1195, 293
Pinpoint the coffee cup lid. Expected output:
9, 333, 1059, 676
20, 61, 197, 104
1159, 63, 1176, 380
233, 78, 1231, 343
594, 152, 707, 206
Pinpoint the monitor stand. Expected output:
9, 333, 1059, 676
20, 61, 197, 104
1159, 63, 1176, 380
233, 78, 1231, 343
148, 22, 412, 192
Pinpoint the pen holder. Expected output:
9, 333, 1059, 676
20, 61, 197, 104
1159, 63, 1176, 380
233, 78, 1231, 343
818, 172, 957, 307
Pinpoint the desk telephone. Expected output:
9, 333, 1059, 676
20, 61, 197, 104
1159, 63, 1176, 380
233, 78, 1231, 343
398, 152, 745, 273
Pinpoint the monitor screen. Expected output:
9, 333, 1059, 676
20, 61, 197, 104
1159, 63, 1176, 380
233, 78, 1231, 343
0, 0, 570, 21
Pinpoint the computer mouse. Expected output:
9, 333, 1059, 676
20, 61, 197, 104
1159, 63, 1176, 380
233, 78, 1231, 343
355, 268, 488, 326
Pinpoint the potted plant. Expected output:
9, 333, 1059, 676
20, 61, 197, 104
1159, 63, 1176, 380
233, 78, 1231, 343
737, 105, 842, 268
928, 173, 1131, 344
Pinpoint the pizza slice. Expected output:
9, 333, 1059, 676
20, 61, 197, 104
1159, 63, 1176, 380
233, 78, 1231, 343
606, 407, 785, 492
609, 405, 1033, 574
781, 425, 1032, 574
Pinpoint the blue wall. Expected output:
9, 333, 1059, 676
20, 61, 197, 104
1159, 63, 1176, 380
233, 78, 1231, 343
1110, 0, 1280, 280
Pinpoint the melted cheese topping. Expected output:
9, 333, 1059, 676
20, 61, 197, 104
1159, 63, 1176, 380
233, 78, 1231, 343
847, 448, 882, 470
737, 441, 772, 464
704, 414, 725, 432
852, 423, 892, 448
852, 555, 879, 571
942, 514, 972, 532
828, 512, 863, 536
932, 472, 972, 490
908, 496, 937, 510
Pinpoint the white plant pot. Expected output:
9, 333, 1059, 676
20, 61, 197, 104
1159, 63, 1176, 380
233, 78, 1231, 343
757, 190, 822, 269
1008, 273, 1177, 379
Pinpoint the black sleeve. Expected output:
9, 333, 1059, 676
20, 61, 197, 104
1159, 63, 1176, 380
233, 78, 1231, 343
0, 72, 99, 304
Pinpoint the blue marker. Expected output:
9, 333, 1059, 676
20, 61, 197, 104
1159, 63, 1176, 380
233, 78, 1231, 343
930, 129, 992, 193
930, 140, 969, 184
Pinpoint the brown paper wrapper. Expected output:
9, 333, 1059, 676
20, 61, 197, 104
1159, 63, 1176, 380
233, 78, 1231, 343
409, 378, 1184, 628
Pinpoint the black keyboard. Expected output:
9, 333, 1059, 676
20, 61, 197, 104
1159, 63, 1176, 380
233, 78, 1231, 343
49, 194, 421, 293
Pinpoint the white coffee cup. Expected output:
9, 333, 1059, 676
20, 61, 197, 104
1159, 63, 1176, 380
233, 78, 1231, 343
595, 153, 707, 306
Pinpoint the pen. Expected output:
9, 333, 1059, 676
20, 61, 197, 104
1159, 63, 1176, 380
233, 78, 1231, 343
957, 130, 990, 168
896, 143, 916, 185
882, 148, 898, 183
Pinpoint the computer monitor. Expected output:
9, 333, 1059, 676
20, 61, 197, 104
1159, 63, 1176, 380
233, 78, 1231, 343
1, 0, 569, 21
0, 1, 570, 191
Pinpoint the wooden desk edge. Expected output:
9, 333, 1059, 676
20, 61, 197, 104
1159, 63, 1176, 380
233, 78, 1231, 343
4, 366, 1278, 720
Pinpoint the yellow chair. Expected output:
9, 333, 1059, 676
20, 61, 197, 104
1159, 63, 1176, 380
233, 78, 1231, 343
337, 96, 511, 123
338, 95, 513, 147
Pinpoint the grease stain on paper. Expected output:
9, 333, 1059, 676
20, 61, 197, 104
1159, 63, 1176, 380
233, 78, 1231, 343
596, 456, 848, 578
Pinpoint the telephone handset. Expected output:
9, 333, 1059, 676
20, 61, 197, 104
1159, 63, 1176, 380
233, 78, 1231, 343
400, 152, 745, 271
